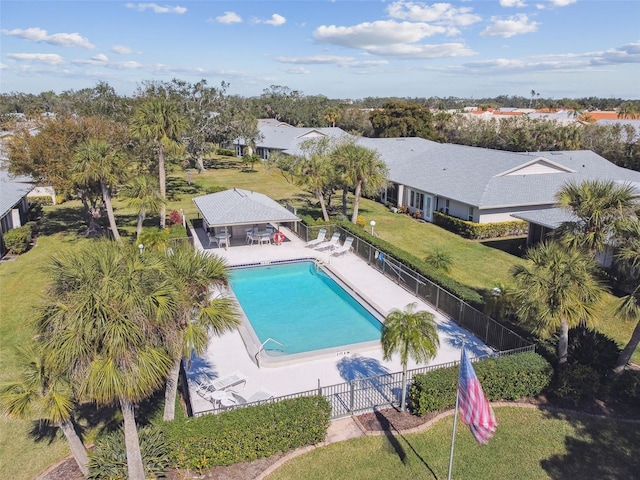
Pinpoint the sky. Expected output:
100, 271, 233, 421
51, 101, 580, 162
1, 0, 639, 100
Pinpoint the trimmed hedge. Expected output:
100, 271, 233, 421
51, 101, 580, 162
164, 396, 331, 473
216, 147, 236, 157
337, 221, 484, 307
409, 352, 552, 415
434, 211, 528, 240
3, 225, 32, 254
28, 195, 54, 206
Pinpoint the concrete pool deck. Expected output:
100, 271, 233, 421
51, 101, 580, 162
187, 225, 493, 416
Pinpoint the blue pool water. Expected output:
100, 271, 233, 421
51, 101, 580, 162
229, 261, 382, 355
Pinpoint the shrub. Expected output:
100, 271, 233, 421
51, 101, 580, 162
28, 195, 53, 206
611, 370, 640, 404
424, 248, 453, 273
167, 209, 183, 226
409, 352, 552, 415
88, 425, 170, 480
205, 185, 227, 195
567, 326, 620, 375
168, 225, 188, 239
355, 215, 365, 228
164, 396, 331, 473
433, 211, 528, 240
3, 225, 32, 254
139, 228, 170, 252
551, 364, 600, 403
216, 147, 236, 157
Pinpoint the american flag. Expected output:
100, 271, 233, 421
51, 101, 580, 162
457, 348, 497, 444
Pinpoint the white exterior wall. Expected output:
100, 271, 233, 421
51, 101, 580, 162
478, 204, 555, 224
446, 199, 471, 220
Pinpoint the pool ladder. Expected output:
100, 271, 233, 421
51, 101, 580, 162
255, 337, 285, 368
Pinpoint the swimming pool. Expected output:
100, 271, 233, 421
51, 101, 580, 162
229, 261, 383, 362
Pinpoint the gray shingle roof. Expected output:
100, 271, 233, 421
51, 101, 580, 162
0, 180, 32, 219
354, 137, 640, 209
512, 207, 576, 229
192, 189, 300, 227
253, 122, 640, 212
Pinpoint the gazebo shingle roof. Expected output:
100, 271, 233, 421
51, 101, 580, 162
193, 188, 300, 227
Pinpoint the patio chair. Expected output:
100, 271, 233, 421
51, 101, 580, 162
211, 370, 247, 392
305, 228, 327, 247
314, 232, 341, 251
259, 232, 271, 246
331, 236, 354, 256
231, 389, 274, 405
195, 371, 247, 400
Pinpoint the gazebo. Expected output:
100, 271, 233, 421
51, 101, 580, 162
192, 188, 300, 248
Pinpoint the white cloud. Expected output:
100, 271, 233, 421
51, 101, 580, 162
91, 53, 109, 62
276, 55, 389, 67
481, 14, 538, 38
111, 45, 133, 54
1, 27, 94, 49
386, 1, 481, 27
314, 20, 474, 58
6, 53, 65, 65
549, 0, 576, 6
125, 3, 187, 14
588, 41, 640, 65
450, 41, 640, 76
215, 11, 242, 24
281, 66, 310, 74
263, 14, 286, 26
500, 0, 527, 7
367, 42, 474, 58
316, 21, 450, 47
276, 55, 355, 65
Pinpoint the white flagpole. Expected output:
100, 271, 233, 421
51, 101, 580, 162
448, 341, 465, 480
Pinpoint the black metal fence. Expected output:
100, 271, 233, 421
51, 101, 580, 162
189, 346, 533, 419
184, 220, 535, 420
294, 223, 532, 353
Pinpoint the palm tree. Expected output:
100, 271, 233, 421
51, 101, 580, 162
381, 303, 439, 411
332, 142, 388, 224
618, 102, 639, 120
121, 174, 165, 241
612, 218, 640, 375
73, 138, 126, 243
130, 98, 186, 228
555, 180, 635, 256
511, 241, 606, 366
294, 137, 335, 222
0, 345, 89, 477
36, 241, 174, 480
161, 245, 240, 421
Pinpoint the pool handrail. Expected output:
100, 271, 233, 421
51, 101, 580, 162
255, 337, 285, 368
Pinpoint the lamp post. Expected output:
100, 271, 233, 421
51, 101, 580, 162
138, 243, 144, 255
370, 220, 376, 236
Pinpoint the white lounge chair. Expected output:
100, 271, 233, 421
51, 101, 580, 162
314, 232, 341, 251
194, 371, 246, 400
231, 389, 274, 405
211, 371, 247, 391
331, 236, 354, 256
305, 228, 327, 247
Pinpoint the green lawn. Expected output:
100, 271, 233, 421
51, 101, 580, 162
0, 234, 86, 480
268, 407, 640, 480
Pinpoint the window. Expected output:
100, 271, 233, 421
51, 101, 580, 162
444, 199, 450, 215
410, 191, 424, 210
468, 206, 474, 221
